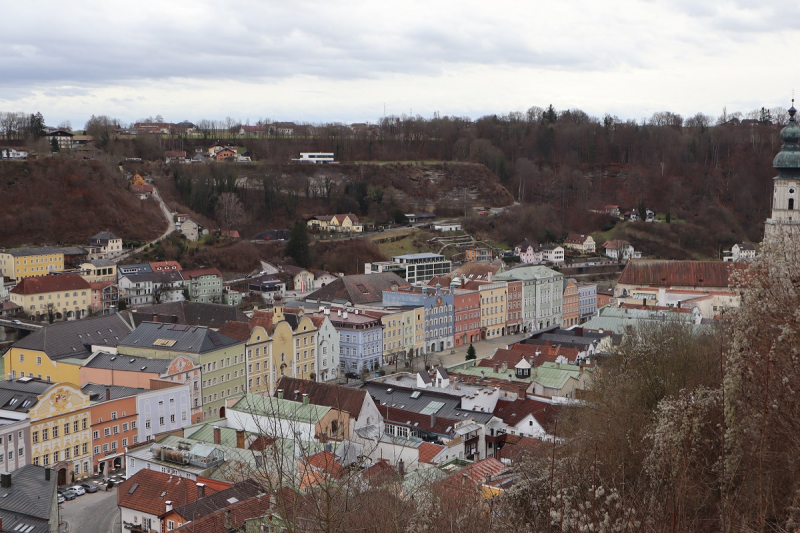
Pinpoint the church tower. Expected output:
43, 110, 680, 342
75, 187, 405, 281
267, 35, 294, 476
765, 102, 800, 240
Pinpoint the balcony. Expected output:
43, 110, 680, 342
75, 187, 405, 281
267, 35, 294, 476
485, 431, 507, 445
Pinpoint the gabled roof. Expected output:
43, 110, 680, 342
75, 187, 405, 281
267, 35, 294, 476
117, 322, 242, 354
494, 265, 561, 282
418, 442, 445, 464
515, 239, 538, 251
231, 394, 331, 424
167, 479, 262, 521
492, 398, 558, 431
602, 239, 630, 250
217, 321, 253, 342
172, 495, 273, 533
121, 301, 248, 329
0, 465, 57, 524
274, 377, 368, 419
564, 233, 591, 244
81, 383, 147, 402
83, 352, 173, 374
10, 273, 90, 295
618, 260, 739, 288
90, 231, 120, 242
117, 469, 221, 516
12, 314, 133, 360
306, 273, 409, 305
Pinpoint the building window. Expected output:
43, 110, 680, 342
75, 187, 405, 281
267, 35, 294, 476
42, 428, 48, 440
32, 431, 38, 443
104, 428, 110, 437
93, 431, 99, 440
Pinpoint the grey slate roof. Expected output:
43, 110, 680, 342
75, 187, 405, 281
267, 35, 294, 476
0, 465, 57, 531
120, 301, 248, 329
118, 263, 154, 275
118, 322, 242, 354
166, 479, 262, 521
306, 272, 409, 305
83, 352, 173, 375
90, 231, 120, 243
361, 382, 494, 425
118, 271, 184, 284
0, 379, 53, 414
81, 383, 148, 402
2, 246, 65, 258
12, 314, 133, 361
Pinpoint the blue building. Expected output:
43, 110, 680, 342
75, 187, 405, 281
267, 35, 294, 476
383, 284, 454, 354
577, 282, 598, 323
135, 383, 193, 443
329, 309, 383, 375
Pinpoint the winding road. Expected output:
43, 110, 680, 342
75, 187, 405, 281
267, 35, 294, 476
117, 185, 175, 261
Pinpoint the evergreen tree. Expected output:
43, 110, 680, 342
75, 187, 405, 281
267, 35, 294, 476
466, 344, 477, 361
285, 221, 311, 268
29, 112, 46, 139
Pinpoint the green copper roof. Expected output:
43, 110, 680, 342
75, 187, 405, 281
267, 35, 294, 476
231, 394, 331, 424
533, 362, 589, 389
774, 105, 800, 171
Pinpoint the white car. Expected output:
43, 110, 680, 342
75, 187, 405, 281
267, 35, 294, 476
70, 485, 85, 496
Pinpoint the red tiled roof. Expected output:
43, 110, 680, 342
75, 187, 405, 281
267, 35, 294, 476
418, 442, 445, 464
499, 434, 549, 463
274, 377, 367, 419
173, 495, 273, 533
218, 320, 253, 342
305, 450, 345, 477
150, 261, 182, 271
618, 260, 740, 288
381, 405, 459, 436
132, 183, 154, 193
10, 273, 90, 295
117, 469, 222, 516
493, 398, 558, 432
564, 234, 590, 244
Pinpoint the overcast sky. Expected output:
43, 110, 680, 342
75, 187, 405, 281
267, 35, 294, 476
2, 0, 799, 127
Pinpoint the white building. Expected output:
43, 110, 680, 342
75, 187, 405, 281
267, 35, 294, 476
292, 152, 335, 164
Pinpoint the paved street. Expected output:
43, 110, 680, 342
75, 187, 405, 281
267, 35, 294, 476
437, 332, 528, 368
60, 484, 120, 533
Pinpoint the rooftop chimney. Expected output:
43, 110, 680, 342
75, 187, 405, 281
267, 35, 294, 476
165, 501, 173, 513
493, 363, 499, 373
45, 468, 51, 481
398, 459, 405, 478
105, 388, 111, 401
430, 413, 437, 428
196, 483, 205, 498
224, 509, 233, 529
213, 426, 221, 445
0, 473, 10, 489
277, 389, 284, 400
302, 393, 310, 405
236, 429, 245, 449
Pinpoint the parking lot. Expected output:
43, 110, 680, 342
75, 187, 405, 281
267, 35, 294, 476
59, 479, 122, 533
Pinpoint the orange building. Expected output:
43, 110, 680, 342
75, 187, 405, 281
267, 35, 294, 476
83, 384, 142, 475
80, 352, 174, 389
505, 279, 523, 334
563, 279, 579, 327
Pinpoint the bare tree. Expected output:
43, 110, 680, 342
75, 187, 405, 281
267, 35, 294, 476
215, 192, 246, 231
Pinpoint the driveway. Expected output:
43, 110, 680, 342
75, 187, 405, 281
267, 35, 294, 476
60, 484, 120, 533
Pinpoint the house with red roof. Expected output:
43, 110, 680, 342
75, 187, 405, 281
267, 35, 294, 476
563, 233, 596, 254
181, 268, 223, 304
117, 469, 225, 533
10, 273, 92, 321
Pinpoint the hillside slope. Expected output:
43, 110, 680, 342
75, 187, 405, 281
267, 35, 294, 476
0, 158, 166, 247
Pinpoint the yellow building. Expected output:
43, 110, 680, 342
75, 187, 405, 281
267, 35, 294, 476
29, 382, 93, 483
245, 325, 273, 394
0, 247, 64, 281
373, 308, 419, 365
479, 282, 508, 339
307, 214, 363, 233
4, 314, 134, 385
79, 260, 117, 283
243, 301, 318, 395
413, 307, 426, 357
10, 273, 92, 321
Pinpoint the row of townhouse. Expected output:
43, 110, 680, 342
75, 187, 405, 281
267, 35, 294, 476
295, 266, 566, 375
0, 376, 191, 484
118, 266, 228, 306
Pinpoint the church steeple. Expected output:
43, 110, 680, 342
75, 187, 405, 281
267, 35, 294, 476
765, 100, 800, 238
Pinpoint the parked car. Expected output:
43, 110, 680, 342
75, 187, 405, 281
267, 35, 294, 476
70, 485, 85, 496
57, 494, 65, 504
80, 483, 98, 493
60, 489, 77, 501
